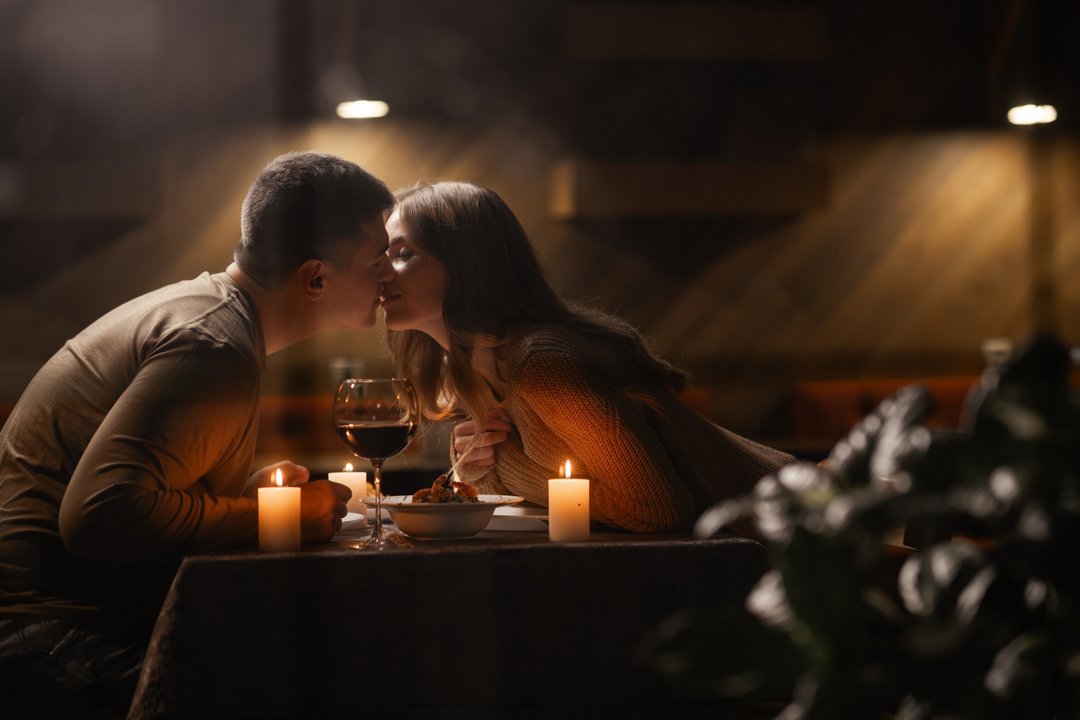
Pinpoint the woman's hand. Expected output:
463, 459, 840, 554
452, 412, 513, 467
299, 480, 351, 543
244, 460, 311, 497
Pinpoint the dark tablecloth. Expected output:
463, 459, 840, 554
128, 529, 772, 719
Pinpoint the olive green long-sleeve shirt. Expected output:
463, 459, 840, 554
0, 272, 263, 637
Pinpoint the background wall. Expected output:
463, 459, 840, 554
2, 0, 1078, 452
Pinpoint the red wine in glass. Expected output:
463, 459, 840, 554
333, 378, 419, 550
336, 422, 416, 462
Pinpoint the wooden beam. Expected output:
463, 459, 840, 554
549, 158, 829, 218
564, 4, 829, 62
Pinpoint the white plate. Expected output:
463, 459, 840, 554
486, 503, 548, 532
340, 511, 368, 531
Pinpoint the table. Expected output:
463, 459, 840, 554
127, 525, 774, 720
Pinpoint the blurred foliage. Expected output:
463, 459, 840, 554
642, 335, 1080, 719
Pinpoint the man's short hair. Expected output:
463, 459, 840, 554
234, 151, 394, 288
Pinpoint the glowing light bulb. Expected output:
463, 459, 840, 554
336, 100, 389, 119
1007, 104, 1057, 126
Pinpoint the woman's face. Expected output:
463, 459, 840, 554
381, 209, 450, 348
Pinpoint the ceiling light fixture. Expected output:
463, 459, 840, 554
1007, 103, 1058, 125
335, 99, 389, 119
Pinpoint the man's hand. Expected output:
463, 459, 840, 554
452, 412, 513, 468
244, 460, 311, 497
299, 480, 350, 544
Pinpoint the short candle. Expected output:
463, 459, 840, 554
328, 462, 369, 515
258, 468, 301, 552
548, 460, 590, 542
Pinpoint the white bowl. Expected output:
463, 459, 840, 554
363, 495, 524, 539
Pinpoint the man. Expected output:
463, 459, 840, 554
0, 151, 394, 718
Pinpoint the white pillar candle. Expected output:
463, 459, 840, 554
328, 463, 369, 514
548, 460, 590, 542
258, 469, 301, 552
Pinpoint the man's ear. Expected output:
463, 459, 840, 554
296, 259, 326, 300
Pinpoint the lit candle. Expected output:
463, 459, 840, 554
258, 468, 301, 552
548, 460, 590, 542
328, 462, 370, 515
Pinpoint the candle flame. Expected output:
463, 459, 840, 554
564, 460, 572, 478
274, 468, 284, 487
344, 462, 354, 472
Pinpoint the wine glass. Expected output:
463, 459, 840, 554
333, 378, 419, 550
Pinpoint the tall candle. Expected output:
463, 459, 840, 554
328, 463, 369, 515
258, 468, 301, 552
548, 460, 590, 542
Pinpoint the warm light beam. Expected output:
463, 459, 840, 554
1007, 104, 1057, 126
336, 100, 389, 119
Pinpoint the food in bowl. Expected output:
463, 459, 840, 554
362, 494, 525, 539
411, 473, 479, 503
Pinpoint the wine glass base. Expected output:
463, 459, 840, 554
361, 535, 392, 550
357, 523, 393, 550
343, 531, 408, 550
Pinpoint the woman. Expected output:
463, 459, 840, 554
381, 181, 794, 533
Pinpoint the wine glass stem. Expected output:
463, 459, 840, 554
371, 460, 384, 540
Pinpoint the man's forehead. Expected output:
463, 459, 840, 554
357, 216, 390, 247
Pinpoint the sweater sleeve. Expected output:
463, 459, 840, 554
506, 346, 698, 533
58, 338, 260, 561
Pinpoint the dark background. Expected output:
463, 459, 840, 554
2, 0, 1078, 463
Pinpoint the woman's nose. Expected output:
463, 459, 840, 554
377, 254, 396, 283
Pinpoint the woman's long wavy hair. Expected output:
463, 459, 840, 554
386, 181, 690, 434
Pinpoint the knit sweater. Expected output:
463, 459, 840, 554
457, 327, 795, 533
